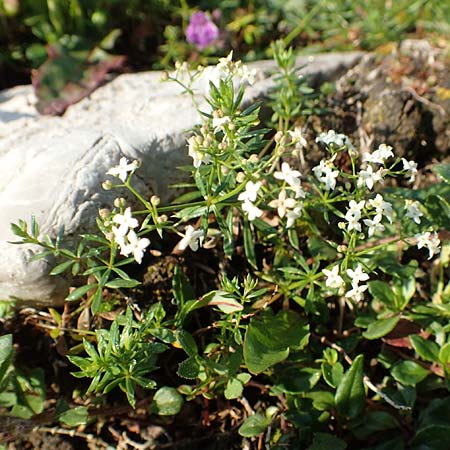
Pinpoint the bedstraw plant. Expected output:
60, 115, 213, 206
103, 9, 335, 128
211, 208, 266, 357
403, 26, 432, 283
8, 42, 450, 448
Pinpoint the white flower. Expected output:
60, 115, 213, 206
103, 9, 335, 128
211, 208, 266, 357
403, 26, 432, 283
346, 264, 369, 286
238, 181, 261, 203
357, 165, 383, 190
316, 130, 352, 148
119, 230, 150, 264
286, 205, 303, 228
402, 158, 418, 183
268, 190, 297, 218
107, 157, 139, 182
178, 225, 204, 251
346, 215, 362, 232
323, 265, 344, 289
313, 160, 339, 191
405, 200, 423, 224
187, 135, 211, 168
274, 162, 304, 198
363, 214, 385, 237
241, 200, 263, 221
345, 283, 368, 303
112, 208, 139, 237
237, 64, 257, 86
363, 144, 394, 165
368, 194, 394, 223
415, 231, 440, 259
288, 127, 307, 149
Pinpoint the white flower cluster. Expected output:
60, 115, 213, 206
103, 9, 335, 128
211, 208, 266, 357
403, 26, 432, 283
110, 207, 150, 264
106, 157, 139, 183
415, 231, 440, 259
316, 130, 353, 148
323, 264, 369, 303
187, 129, 213, 169
313, 160, 339, 191
345, 264, 370, 303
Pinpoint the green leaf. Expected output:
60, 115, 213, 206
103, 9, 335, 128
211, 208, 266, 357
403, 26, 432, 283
335, 354, 365, 419
363, 316, 400, 340
105, 278, 140, 289
368, 281, 396, 310
238, 413, 271, 437
391, 361, 428, 386
411, 425, 450, 450
177, 357, 200, 379
351, 411, 399, 439
321, 361, 344, 388
274, 367, 321, 394
50, 260, 74, 275
439, 342, 450, 364
177, 330, 198, 357
151, 387, 184, 416
307, 433, 347, 450
58, 406, 88, 427
202, 290, 243, 314
243, 310, 309, 374
410, 335, 440, 362
224, 378, 244, 399
243, 220, 257, 269
66, 284, 96, 301
0, 334, 13, 385
434, 163, 450, 184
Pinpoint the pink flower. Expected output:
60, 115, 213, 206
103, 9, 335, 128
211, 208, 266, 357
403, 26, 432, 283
186, 12, 219, 49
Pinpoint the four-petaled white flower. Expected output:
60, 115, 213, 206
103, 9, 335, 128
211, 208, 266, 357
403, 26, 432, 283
347, 264, 370, 285
363, 214, 385, 237
405, 200, 423, 224
402, 158, 418, 183
323, 265, 345, 289
178, 225, 204, 251
107, 157, 139, 182
288, 127, 308, 149
112, 207, 139, 238
363, 144, 394, 165
286, 205, 303, 228
241, 200, 263, 221
238, 181, 261, 203
368, 194, 393, 223
268, 190, 297, 218
357, 165, 383, 190
120, 230, 150, 264
345, 283, 369, 303
312, 160, 339, 191
415, 231, 440, 260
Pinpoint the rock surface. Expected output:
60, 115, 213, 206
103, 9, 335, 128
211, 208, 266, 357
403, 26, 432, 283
0, 51, 362, 307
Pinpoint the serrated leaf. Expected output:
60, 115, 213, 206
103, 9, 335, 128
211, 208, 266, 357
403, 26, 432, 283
335, 354, 365, 419
177, 357, 200, 379
177, 330, 198, 357
363, 316, 400, 340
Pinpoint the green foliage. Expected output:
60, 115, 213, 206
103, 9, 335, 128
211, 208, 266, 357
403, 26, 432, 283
7, 44, 450, 448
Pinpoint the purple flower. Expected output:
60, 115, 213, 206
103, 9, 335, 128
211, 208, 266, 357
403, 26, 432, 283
186, 11, 219, 49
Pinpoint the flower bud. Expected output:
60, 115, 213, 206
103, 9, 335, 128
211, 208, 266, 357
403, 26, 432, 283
114, 197, 126, 208
236, 172, 246, 183
98, 208, 111, 220
160, 71, 169, 81
248, 154, 259, 164
102, 180, 113, 190
150, 195, 160, 206
157, 214, 168, 223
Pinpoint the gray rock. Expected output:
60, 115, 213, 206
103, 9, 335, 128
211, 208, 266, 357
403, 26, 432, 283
0, 51, 362, 307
